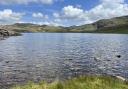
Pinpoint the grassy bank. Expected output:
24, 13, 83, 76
12, 76, 128, 89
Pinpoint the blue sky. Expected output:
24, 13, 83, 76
0, 0, 128, 26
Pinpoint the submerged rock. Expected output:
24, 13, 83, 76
94, 57, 100, 61
116, 76, 126, 81
116, 55, 121, 58
68, 59, 73, 60
5, 61, 10, 63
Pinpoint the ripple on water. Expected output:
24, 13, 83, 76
0, 33, 128, 88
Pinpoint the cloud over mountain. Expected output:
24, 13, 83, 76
0, 9, 24, 24
53, 0, 128, 26
0, 0, 128, 26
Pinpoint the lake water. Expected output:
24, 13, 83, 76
0, 33, 128, 88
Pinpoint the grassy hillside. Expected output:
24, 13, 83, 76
0, 15, 128, 34
12, 76, 128, 89
0, 23, 65, 33
67, 15, 128, 33
92, 24, 128, 34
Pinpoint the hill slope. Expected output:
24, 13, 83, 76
0, 15, 128, 34
68, 15, 128, 33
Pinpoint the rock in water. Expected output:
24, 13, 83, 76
94, 57, 100, 61
116, 55, 121, 58
116, 76, 126, 81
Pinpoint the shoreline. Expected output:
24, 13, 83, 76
0, 31, 128, 89
11, 75, 128, 89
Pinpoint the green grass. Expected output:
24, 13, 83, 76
91, 25, 128, 34
11, 76, 128, 89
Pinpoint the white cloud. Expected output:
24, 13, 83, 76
0, 9, 24, 24
40, 0, 53, 4
54, 18, 61, 22
53, 13, 60, 18
62, 5, 86, 20
56, 6, 86, 20
32, 12, 48, 19
30, 21, 63, 26
100, 0, 124, 3
1, 0, 127, 26
88, 0, 128, 21
0, 0, 56, 5
53, 0, 128, 26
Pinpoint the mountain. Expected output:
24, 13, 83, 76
68, 15, 128, 33
0, 23, 67, 33
0, 15, 128, 35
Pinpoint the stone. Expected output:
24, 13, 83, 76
116, 76, 126, 81
116, 55, 121, 58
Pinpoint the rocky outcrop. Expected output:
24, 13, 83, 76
8, 30, 22, 36
0, 28, 21, 38
0, 29, 9, 37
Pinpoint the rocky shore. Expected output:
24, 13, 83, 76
0, 29, 21, 38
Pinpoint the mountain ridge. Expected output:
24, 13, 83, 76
0, 15, 128, 34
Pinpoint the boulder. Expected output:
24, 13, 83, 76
0, 29, 9, 37
0, 29, 21, 37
